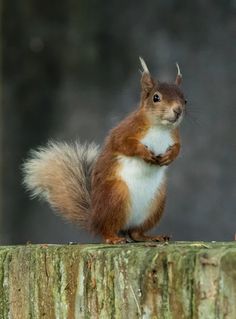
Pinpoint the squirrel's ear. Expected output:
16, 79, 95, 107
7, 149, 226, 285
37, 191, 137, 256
175, 62, 183, 85
139, 57, 155, 93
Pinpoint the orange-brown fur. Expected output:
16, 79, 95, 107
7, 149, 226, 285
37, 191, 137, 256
90, 110, 152, 242
90, 61, 185, 243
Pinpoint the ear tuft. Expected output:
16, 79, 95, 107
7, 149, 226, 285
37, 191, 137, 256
139, 57, 155, 93
175, 62, 183, 85
139, 56, 150, 74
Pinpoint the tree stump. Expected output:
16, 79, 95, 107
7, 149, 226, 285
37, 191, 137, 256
0, 242, 235, 318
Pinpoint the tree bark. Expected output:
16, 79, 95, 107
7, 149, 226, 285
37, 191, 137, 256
0, 242, 235, 318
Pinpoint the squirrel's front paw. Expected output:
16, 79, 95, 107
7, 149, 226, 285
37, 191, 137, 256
143, 147, 161, 165
156, 151, 173, 166
157, 144, 180, 166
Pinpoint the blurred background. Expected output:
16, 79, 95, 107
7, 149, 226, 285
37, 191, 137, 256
1, 1, 236, 244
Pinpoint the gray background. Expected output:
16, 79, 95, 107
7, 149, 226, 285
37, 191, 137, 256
2, 1, 236, 244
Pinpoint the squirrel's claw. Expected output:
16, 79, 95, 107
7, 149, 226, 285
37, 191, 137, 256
158, 154, 173, 166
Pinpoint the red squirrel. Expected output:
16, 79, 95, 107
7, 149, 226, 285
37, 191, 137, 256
23, 57, 186, 244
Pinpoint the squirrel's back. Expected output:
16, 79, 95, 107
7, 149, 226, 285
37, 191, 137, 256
23, 141, 99, 228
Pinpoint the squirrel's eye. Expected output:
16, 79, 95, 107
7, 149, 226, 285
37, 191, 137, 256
153, 94, 161, 103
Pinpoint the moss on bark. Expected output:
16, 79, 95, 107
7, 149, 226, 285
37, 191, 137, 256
0, 242, 235, 318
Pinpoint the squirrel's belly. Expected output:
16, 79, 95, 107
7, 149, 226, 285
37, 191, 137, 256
118, 156, 167, 229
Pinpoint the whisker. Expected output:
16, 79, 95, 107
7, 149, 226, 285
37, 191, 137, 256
186, 103, 202, 114
184, 104, 203, 128
185, 113, 202, 128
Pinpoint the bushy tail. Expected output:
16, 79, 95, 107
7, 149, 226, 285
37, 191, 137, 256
22, 141, 99, 228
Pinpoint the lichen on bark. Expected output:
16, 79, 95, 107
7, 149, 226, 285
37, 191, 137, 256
0, 242, 235, 318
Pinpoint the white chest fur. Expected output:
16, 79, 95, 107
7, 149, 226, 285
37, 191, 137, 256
141, 126, 173, 156
118, 127, 173, 229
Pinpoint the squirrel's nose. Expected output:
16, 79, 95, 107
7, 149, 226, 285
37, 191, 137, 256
173, 106, 182, 118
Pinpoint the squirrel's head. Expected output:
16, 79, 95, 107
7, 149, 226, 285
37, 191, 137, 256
139, 57, 186, 128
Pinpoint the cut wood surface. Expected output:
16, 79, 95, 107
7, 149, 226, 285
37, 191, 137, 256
0, 242, 235, 319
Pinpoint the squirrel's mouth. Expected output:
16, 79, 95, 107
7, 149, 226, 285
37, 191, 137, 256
167, 118, 177, 123
162, 114, 183, 126
170, 112, 183, 123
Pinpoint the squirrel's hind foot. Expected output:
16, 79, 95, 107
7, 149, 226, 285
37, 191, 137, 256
129, 231, 170, 242
105, 236, 128, 244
